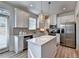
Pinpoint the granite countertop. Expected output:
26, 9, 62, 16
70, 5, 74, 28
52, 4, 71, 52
27, 35, 56, 46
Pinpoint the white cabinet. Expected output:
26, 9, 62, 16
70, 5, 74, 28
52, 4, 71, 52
14, 36, 24, 54
15, 8, 29, 27
50, 15, 56, 25
57, 15, 75, 28
27, 35, 57, 58
56, 34, 60, 45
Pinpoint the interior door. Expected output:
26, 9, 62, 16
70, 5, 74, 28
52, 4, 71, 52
0, 15, 9, 52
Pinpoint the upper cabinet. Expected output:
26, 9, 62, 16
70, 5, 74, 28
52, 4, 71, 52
15, 8, 29, 27
50, 15, 56, 25
57, 12, 75, 28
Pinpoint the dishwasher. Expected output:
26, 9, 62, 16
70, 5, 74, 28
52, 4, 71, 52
24, 35, 33, 50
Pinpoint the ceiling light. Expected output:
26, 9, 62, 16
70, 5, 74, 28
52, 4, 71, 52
63, 8, 66, 10
30, 4, 33, 7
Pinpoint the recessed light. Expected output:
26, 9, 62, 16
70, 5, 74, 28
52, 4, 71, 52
30, 4, 33, 7
63, 8, 66, 10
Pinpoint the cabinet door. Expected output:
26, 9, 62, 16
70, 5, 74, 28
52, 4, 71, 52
14, 36, 24, 53
57, 15, 75, 28
15, 8, 29, 27
18, 36, 24, 52
15, 8, 22, 27
23, 11, 29, 27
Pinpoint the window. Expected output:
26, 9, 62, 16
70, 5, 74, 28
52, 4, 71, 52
29, 17, 36, 30
0, 16, 9, 50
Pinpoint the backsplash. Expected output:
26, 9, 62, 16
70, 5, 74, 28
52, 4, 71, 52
13, 27, 28, 35
13, 27, 45, 37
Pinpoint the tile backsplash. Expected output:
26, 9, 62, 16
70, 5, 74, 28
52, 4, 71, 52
13, 27, 45, 37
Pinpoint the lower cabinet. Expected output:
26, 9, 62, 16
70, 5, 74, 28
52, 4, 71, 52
14, 35, 33, 54
14, 36, 24, 54
28, 37, 57, 58
56, 34, 60, 45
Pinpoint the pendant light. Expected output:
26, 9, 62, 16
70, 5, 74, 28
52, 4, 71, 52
48, 2, 51, 16
39, 1, 45, 32
39, 1, 51, 32
44, 2, 51, 20
39, 1, 45, 22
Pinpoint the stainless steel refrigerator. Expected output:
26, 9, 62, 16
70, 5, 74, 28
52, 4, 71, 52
60, 22, 76, 49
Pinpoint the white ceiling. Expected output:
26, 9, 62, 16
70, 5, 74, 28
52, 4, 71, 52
5, 1, 77, 15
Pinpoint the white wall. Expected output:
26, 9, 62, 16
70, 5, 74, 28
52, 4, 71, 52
75, 2, 79, 51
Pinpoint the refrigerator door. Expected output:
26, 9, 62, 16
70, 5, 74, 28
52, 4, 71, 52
65, 24, 76, 48
60, 23, 76, 49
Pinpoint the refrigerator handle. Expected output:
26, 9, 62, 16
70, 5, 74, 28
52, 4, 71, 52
61, 29, 64, 33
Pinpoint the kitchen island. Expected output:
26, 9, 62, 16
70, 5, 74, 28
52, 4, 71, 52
27, 35, 57, 58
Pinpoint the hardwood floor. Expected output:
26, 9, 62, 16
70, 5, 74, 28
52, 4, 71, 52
0, 45, 79, 58
10, 50, 27, 58
0, 50, 27, 58
55, 45, 79, 58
